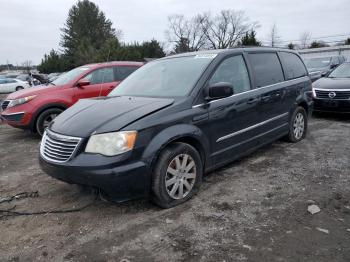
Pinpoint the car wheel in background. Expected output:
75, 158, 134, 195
286, 106, 308, 143
15, 86, 24, 91
151, 142, 203, 208
36, 108, 63, 136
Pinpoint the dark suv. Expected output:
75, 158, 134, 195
39, 48, 313, 208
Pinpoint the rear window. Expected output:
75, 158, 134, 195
248, 53, 284, 87
279, 52, 307, 80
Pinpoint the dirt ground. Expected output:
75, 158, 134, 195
0, 100, 350, 261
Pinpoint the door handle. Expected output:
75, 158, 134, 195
275, 92, 281, 97
247, 97, 259, 104
261, 95, 271, 100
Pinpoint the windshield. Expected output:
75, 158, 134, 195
52, 67, 90, 85
108, 55, 215, 98
328, 63, 350, 78
304, 57, 331, 69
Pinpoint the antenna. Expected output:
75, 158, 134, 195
98, 49, 111, 98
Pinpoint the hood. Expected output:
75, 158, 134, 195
314, 77, 350, 90
6, 84, 63, 99
50, 96, 174, 137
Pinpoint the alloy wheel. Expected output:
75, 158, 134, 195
165, 154, 197, 200
293, 112, 304, 140
43, 113, 58, 129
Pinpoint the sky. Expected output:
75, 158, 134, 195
0, 0, 349, 65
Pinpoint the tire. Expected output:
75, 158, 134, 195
15, 86, 24, 91
286, 106, 308, 143
151, 142, 203, 208
35, 108, 63, 136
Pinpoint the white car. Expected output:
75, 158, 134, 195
0, 78, 30, 93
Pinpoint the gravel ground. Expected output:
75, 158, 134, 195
0, 102, 350, 261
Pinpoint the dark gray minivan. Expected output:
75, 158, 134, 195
40, 48, 313, 208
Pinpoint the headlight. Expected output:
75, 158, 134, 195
7, 95, 36, 108
85, 131, 137, 156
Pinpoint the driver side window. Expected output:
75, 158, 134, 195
209, 55, 251, 94
83, 67, 114, 85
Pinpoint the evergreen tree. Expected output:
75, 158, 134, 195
240, 30, 261, 46
309, 41, 329, 48
141, 40, 166, 58
174, 37, 191, 53
287, 43, 295, 50
37, 50, 66, 74
37, 1, 166, 73
60, 0, 118, 68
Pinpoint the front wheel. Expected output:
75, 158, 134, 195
286, 106, 308, 143
151, 142, 203, 208
35, 108, 63, 136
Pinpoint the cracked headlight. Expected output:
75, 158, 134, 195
8, 95, 36, 108
85, 131, 137, 156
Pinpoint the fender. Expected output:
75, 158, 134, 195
142, 123, 211, 170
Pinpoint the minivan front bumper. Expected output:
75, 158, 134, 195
39, 156, 150, 202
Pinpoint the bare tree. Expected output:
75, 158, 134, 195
198, 10, 257, 49
268, 23, 281, 47
166, 14, 207, 53
300, 31, 311, 49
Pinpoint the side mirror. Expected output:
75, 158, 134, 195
76, 79, 90, 88
330, 64, 337, 69
206, 82, 234, 101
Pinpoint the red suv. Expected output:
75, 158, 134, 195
0, 61, 143, 135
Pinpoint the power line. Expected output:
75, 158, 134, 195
261, 33, 350, 43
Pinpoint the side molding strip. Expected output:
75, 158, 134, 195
216, 112, 289, 142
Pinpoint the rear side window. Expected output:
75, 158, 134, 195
279, 52, 307, 80
248, 53, 284, 87
115, 66, 138, 81
84, 67, 114, 84
209, 55, 251, 94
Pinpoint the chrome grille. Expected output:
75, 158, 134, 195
315, 89, 350, 100
1, 100, 10, 110
40, 130, 82, 163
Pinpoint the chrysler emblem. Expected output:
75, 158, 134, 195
328, 92, 336, 99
